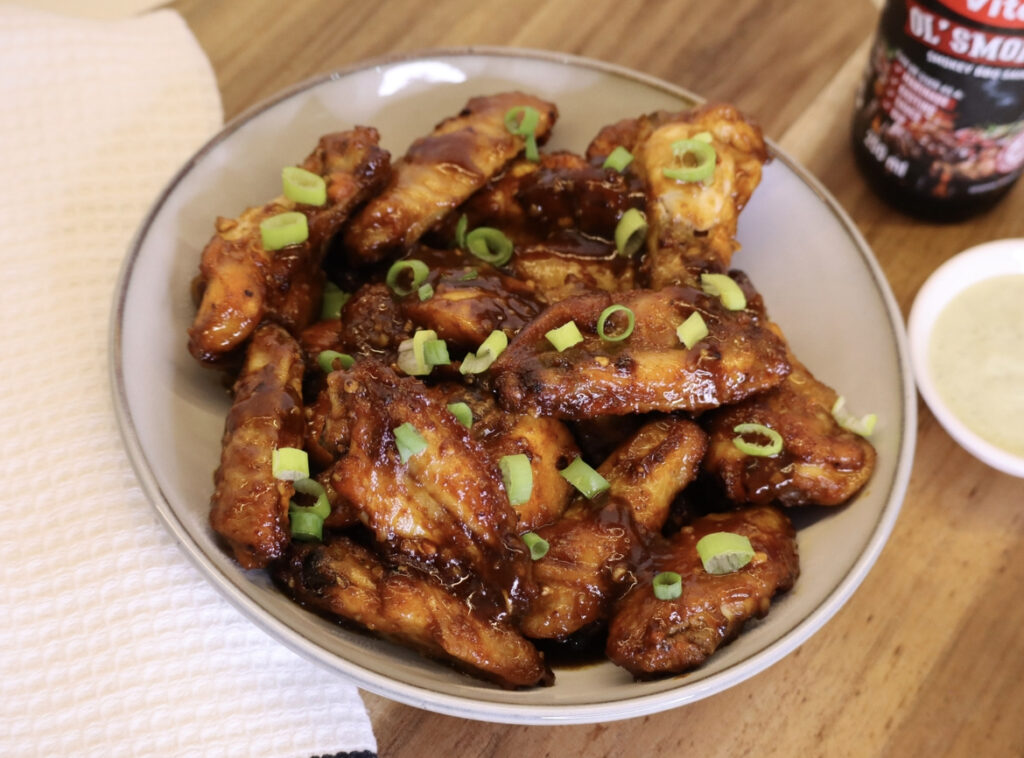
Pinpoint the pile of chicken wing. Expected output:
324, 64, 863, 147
187, 92, 876, 688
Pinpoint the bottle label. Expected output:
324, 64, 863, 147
854, 0, 1024, 199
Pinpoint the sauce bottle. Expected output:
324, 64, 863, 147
852, 0, 1024, 219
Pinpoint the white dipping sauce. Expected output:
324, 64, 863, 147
928, 274, 1024, 457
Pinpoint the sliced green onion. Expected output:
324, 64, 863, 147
696, 532, 755, 575
597, 304, 635, 342
320, 281, 350, 319
614, 208, 648, 258
663, 138, 717, 183
423, 338, 450, 366
281, 166, 327, 206
292, 478, 331, 519
260, 212, 308, 251
700, 273, 746, 311
676, 311, 709, 349
386, 259, 430, 296
504, 105, 541, 161
459, 330, 508, 375
317, 350, 354, 373
499, 453, 533, 506
455, 213, 468, 248
459, 268, 478, 281
602, 146, 634, 172
652, 571, 683, 600
521, 532, 550, 560
559, 456, 610, 499
732, 423, 783, 457
418, 282, 434, 301
831, 396, 877, 437
288, 508, 323, 541
465, 227, 514, 266
397, 329, 438, 376
692, 131, 713, 143
446, 401, 473, 429
545, 320, 584, 352
272, 447, 309, 481
394, 422, 427, 463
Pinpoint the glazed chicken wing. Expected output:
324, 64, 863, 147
520, 418, 708, 639
209, 323, 305, 569
275, 538, 551, 688
491, 284, 790, 419
344, 92, 558, 263
188, 127, 390, 364
606, 505, 799, 678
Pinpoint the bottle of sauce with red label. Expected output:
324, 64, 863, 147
852, 0, 1024, 219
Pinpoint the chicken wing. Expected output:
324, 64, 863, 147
188, 127, 390, 364
275, 538, 551, 688
344, 92, 558, 264
520, 418, 707, 640
491, 284, 790, 419
209, 323, 305, 569
606, 505, 799, 678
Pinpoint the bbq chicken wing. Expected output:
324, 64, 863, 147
188, 127, 390, 364
209, 323, 306, 569
344, 92, 558, 264
491, 284, 790, 420
606, 505, 799, 678
275, 538, 551, 688
520, 418, 708, 640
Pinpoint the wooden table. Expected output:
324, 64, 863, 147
170, 1, 1024, 755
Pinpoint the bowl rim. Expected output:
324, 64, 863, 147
108, 45, 918, 724
908, 237, 1024, 479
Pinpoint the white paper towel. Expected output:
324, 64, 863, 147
0, 6, 378, 757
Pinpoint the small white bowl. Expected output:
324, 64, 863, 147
908, 238, 1024, 478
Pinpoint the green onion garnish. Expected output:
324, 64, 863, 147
676, 311, 708, 349
394, 422, 427, 463
386, 259, 430, 296
423, 337, 450, 366
831, 396, 877, 437
446, 401, 473, 428
545, 320, 584, 352
260, 211, 308, 251
460, 329, 508, 375
504, 105, 541, 162
272, 447, 309, 481
652, 571, 683, 600
418, 282, 434, 301
499, 453, 533, 506
732, 423, 783, 457
700, 273, 746, 311
320, 281, 350, 319
288, 507, 324, 541
696, 532, 755, 575
559, 456, 610, 499
397, 329, 440, 376
317, 350, 354, 373
614, 208, 648, 258
692, 131, 713, 143
281, 166, 327, 206
292, 478, 331, 519
597, 304, 635, 342
459, 268, 478, 281
602, 146, 634, 172
455, 213, 468, 248
521, 532, 550, 560
663, 138, 717, 183
465, 227, 514, 266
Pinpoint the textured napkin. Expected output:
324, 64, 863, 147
0, 6, 377, 757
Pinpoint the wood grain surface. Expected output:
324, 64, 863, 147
169, 1, 1024, 755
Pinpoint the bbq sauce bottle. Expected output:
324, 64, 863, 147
852, 0, 1024, 220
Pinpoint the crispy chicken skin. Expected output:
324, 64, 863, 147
275, 538, 552, 688
344, 92, 558, 264
188, 127, 390, 364
209, 323, 305, 569
606, 505, 799, 678
702, 349, 877, 506
326, 360, 534, 619
520, 418, 708, 640
587, 103, 769, 288
491, 284, 790, 419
